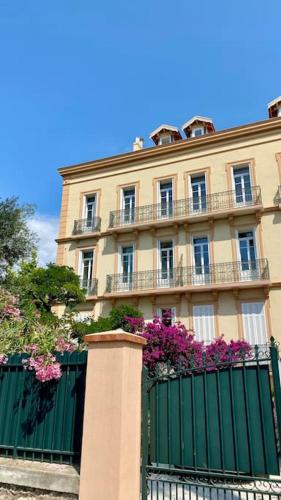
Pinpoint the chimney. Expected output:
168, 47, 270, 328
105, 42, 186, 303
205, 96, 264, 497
133, 137, 144, 151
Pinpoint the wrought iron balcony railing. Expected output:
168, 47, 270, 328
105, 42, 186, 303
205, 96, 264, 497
109, 186, 262, 229
275, 186, 281, 205
106, 259, 269, 293
80, 278, 98, 296
73, 217, 101, 235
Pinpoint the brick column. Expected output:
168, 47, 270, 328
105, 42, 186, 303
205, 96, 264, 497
79, 329, 146, 500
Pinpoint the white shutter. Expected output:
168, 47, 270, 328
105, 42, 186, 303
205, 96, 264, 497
241, 302, 267, 345
193, 304, 215, 342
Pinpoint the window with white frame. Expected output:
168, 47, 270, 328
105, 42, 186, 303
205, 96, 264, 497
84, 195, 96, 228
192, 304, 215, 342
119, 245, 134, 289
122, 187, 135, 224
158, 240, 174, 287
233, 165, 252, 205
159, 134, 172, 145
80, 250, 94, 292
241, 302, 268, 345
191, 127, 204, 138
157, 307, 176, 326
190, 174, 207, 212
159, 180, 173, 218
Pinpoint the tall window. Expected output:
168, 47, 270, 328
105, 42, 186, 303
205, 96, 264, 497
190, 174, 207, 213
193, 236, 210, 285
233, 166, 252, 205
158, 241, 174, 287
80, 250, 94, 292
159, 180, 173, 218
120, 246, 134, 289
238, 230, 257, 280
84, 195, 96, 228
193, 304, 215, 342
122, 187, 135, 224
157, 307, 176, 326
241, 302, 267, 345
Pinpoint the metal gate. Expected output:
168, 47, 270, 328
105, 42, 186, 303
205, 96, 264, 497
141, 339, 281, 499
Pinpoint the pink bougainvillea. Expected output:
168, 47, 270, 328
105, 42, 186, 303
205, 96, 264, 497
125, 315, 252, 374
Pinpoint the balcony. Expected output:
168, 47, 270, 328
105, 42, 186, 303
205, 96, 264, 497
105, 259, 269, 297
80, 278, 98, 296
73, 217, 101, 237
108, 186, 262, 232
275, 186, 281, 208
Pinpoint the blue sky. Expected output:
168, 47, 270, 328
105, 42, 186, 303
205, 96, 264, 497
0, 1, 281, 260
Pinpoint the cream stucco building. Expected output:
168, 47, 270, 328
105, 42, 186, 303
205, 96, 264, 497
56, 97, 281, 344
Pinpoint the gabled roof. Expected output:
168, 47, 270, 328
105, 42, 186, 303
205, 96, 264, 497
149, 124, 180, 139
268, 96, 281, 109
182, 116, 214, 131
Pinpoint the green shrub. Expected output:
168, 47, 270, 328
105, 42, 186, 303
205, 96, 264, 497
109, 304, 142, 331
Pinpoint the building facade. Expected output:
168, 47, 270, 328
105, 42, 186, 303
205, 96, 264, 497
56, 97, 281, 345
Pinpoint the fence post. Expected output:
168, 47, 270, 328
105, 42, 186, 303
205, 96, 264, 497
270, 336, 281, 443
79, 329, 146, 500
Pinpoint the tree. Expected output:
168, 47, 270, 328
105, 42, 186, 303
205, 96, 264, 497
0, 197, 37, 277
5, 257, 85, 317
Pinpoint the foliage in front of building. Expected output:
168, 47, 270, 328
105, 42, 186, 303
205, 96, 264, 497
125, 312, 252, 375
0, 197, 37, 278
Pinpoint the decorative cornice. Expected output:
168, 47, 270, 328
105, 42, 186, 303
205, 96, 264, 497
58, 118, 281, 178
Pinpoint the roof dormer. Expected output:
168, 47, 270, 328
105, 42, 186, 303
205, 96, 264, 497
149, 124, 182, 146
182, 116, 215, 139
268, 96, 281, 118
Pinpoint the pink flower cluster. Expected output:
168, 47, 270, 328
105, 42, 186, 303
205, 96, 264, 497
126, 315, 252, 374
0, 354, 8, 365
23, 354, 62, 383
2, 305, 21, 319
55, 336, 75, 353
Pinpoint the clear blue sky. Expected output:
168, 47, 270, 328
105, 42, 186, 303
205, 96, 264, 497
0, 0, 281, 218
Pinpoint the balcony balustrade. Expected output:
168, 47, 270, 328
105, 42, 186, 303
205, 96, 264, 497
109, 186, 262, 230
80, 278, 98, 296
106, 259, 269, 295
73, 217, 101, 235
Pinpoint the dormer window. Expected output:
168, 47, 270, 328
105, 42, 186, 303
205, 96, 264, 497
191, 127, 204, 138
159, 134, 172, 145
149, 124, 182, 145
268, 95, 281, 118
182, 116, 215, 139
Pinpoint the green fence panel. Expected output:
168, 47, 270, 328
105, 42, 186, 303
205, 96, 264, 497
148, 364, 279, 475
0, 351, 87, 463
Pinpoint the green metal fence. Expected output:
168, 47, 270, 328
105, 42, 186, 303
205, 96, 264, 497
0, 351, 87, 464
142, 340, 281, 499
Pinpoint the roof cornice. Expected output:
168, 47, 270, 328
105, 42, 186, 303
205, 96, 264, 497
58, 117, 281, 178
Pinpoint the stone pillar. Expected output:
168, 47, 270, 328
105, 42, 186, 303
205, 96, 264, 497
79, 329, 146, 500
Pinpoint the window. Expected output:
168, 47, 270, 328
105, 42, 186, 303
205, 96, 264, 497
158, 241, 174, 287
80, 250, 94, 292
120, 246, 134, 289
277, 107, 281, 117
159, 135, 172, 145
191, 127, 204, 137
237, 230, 257, 280
241, 302, 267, 345
122, 187, 135, 224
193, 304, 215, 342
233, 166, 252, 205
193, 236, 210, 285
157, 307, 176, 326
159, 180, 173, 218
84, 195, 96, 228
190, 174, 207, 213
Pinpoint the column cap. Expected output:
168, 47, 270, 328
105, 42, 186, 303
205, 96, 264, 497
84, 329, 146, 346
